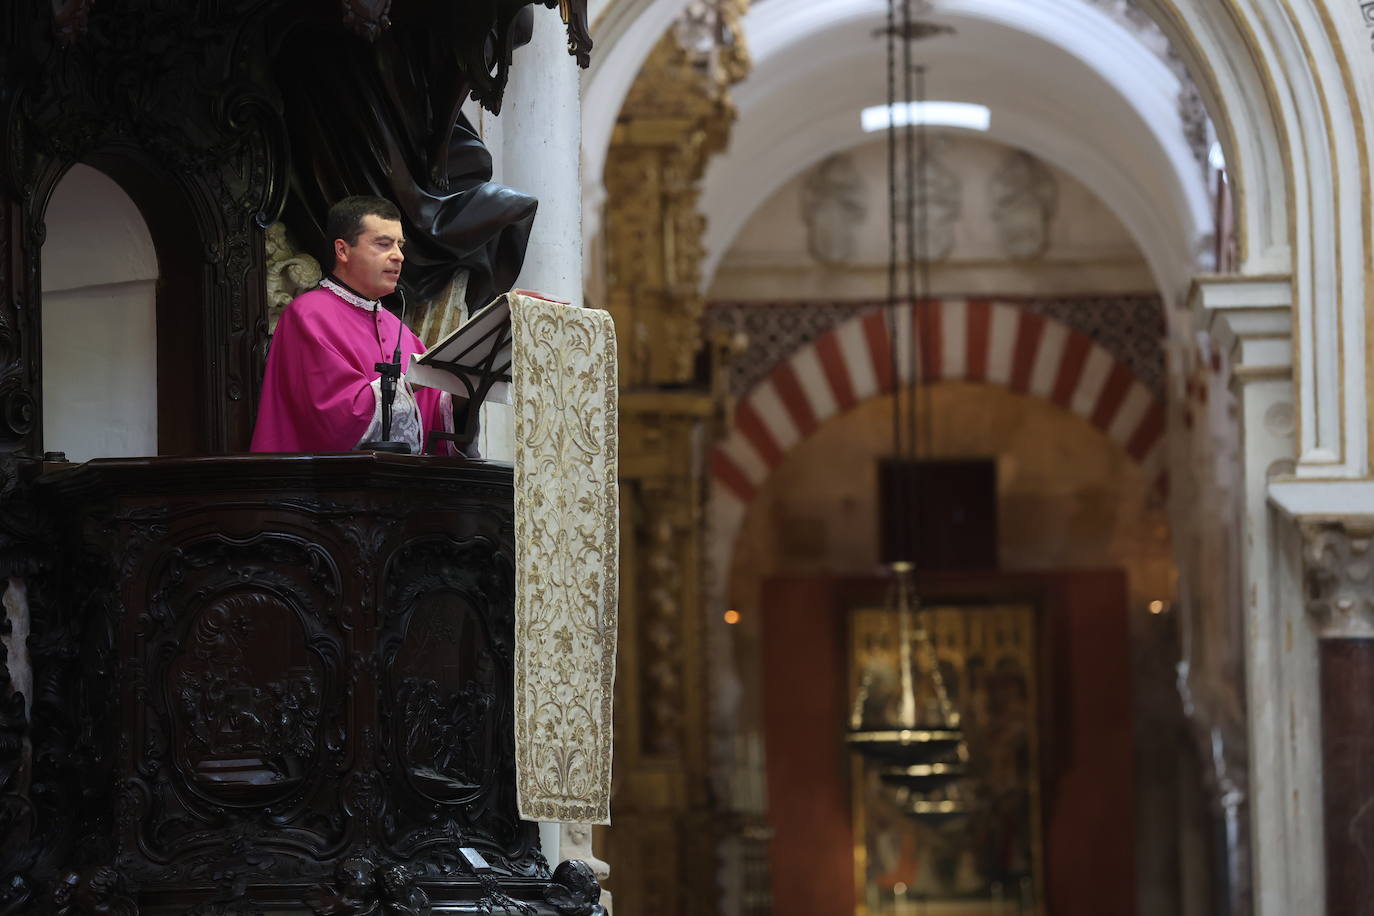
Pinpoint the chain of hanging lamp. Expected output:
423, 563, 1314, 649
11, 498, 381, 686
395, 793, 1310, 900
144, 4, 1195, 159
890, 0, 961, 738
846, 0, 970, 814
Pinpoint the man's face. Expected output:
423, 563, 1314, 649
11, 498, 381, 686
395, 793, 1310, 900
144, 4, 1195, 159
334, 213, 405, 300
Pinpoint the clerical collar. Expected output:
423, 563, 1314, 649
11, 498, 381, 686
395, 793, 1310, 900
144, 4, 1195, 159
320, 276, 379, 312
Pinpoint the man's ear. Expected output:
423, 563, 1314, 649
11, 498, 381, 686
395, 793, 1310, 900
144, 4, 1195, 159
334, 238, 350, 264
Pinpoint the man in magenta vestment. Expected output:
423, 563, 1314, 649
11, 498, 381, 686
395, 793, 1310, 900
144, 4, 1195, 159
251, 196, 449, 453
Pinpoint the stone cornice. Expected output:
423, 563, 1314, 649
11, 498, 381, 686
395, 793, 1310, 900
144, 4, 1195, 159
1189, 274, 1292, 375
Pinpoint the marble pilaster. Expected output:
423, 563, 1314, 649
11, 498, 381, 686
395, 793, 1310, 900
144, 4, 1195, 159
1269, 462, 1374, 911
1190, 276, 1322, 916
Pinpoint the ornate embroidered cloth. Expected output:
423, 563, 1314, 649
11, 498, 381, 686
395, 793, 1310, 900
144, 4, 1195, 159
511, 293, 618, 824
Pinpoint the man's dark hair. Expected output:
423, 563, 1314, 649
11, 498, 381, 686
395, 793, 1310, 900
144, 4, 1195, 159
326, 195, 402, 247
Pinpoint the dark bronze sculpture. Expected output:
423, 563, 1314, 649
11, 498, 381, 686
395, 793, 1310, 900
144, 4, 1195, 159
544, 861, 605, 916
276, 0, 594, 309
275, 9, 540, 309
50, 867, 137, 916
307, 857, 432, 916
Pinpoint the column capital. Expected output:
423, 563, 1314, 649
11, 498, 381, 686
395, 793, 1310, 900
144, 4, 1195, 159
1295, 516, 1374, 638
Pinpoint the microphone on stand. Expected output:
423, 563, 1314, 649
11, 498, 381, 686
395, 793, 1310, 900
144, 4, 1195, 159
359, 285, 413, 455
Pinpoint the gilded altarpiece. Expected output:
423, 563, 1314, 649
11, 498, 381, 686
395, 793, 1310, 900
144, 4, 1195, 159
598, 5, 753, 915
848, 604, 1046, 916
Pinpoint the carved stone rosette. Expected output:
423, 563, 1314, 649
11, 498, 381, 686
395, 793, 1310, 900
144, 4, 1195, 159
1300, 519, 1374, 639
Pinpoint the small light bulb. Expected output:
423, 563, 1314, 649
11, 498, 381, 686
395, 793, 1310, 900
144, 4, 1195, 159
1149, 600, 1165, 615
723, 609, 742, 625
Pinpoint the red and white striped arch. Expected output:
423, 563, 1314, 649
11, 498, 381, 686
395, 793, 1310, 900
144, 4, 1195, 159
709, 299, 1166, 512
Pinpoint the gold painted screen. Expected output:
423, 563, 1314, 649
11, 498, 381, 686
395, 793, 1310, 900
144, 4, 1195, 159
849, 602, 1045, 916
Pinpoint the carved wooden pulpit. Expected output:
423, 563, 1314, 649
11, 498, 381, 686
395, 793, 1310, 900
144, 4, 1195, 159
34, 454, 587, 913
0, 2, 612, 913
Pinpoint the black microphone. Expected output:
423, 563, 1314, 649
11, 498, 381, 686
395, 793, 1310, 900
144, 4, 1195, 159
360, 285, 413, 454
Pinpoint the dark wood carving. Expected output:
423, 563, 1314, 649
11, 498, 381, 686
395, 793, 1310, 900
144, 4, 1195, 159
3, 2, 290, 455
0, 454, 601, 913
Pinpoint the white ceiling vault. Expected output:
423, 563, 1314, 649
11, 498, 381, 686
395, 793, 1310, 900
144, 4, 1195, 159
584, 0, 1215, 302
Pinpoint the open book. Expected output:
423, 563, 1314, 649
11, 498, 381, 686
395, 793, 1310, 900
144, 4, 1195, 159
406, 289, 570, 451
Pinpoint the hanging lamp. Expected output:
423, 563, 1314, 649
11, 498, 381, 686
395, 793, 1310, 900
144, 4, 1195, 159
843, 0, 972, 812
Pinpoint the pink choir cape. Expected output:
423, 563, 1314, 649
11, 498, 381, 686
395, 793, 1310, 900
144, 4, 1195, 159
250, 287, 445, 452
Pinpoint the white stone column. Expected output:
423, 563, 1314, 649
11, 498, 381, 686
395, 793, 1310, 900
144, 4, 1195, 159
500, 10, 584, 306
1192, 276, 1324, 916
498, 11, 607, 909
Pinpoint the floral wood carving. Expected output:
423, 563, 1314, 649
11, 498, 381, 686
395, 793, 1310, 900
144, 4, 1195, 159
638, 483, 691, 756
545, 0, 594, 68
512, 296, 619, 824
15, 455, 570, 908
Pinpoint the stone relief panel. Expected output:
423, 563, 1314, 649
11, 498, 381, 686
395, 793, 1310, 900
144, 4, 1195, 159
911, 137, 961, 262
711, 133, 1150, 300
990, 150, 1057, 260
800, 153, 868, 266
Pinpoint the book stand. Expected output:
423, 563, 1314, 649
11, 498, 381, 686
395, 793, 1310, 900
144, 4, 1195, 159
408, 295, 513, 455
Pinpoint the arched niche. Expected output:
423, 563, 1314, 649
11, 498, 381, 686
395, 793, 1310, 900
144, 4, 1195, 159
33, 152, 226, 459
41, 165, 159, 461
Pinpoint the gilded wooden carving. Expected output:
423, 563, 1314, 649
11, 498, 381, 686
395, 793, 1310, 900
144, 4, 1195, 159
599, 2, 751, 913
602, 3, 749, 388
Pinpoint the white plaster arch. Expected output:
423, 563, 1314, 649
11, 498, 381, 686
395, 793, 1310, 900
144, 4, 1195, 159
701, 0, 1213, 302
1138, 0, 1369, 480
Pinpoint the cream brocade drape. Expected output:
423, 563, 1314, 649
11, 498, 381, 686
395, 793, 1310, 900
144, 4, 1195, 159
512, 294, 619, 824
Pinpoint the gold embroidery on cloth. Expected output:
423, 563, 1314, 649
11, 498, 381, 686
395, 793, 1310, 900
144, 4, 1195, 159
512, 294, 619, 824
